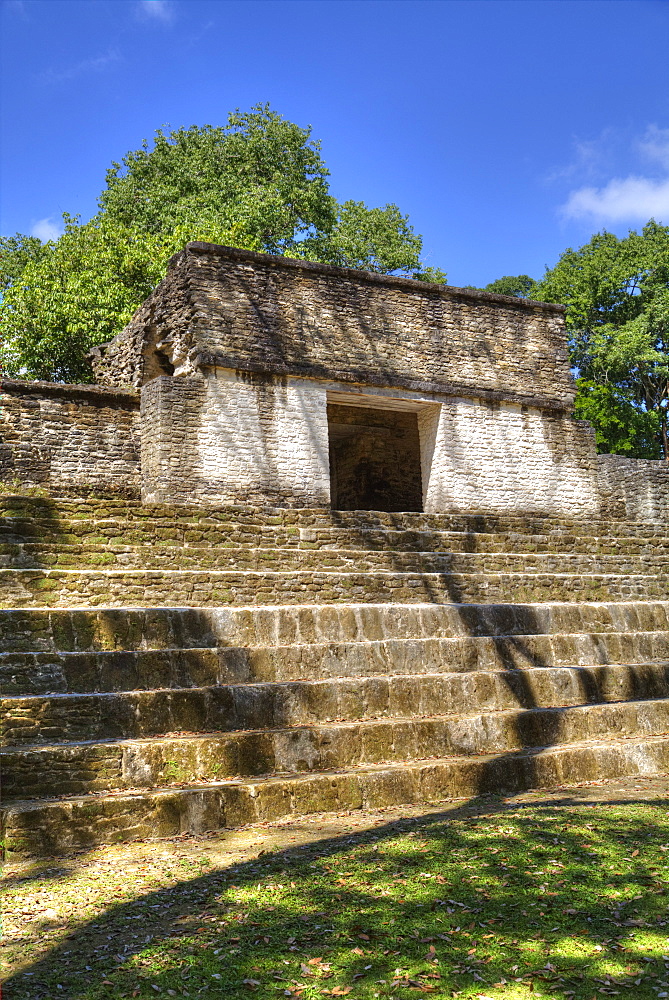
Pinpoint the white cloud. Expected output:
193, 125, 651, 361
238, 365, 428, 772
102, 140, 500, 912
42, 48, 120, 84
639, 124, 669, 171
31, 218, 62, 242
137, 1, 175, 22
562, 176, 669, 223
559, 124, 669, 224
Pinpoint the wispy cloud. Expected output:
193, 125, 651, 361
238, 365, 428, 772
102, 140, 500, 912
638, 124, 669, 171
31, 218, 62, 242
136, 0, 176, 23
562, 177, 669, 223
41, 48, 120, 84
560, 124, 669, 224
546, 129, 616, 185
3, 1, 28, 18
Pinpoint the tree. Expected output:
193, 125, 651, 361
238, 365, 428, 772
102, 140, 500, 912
1, 105, 445, 381
0, 234, 49, 292
98, 106, 336, 255
298, 201, 420, 276
0, 215, 248, 382
534, 221, 669, 461
483, 274, 537, 298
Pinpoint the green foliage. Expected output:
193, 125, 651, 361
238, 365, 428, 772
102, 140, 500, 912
2, 105, 444, 381
534, 221, 669, 460
483, 273, 537, 298
98, 105, 336, 254
0, 233, 49, 292
574, 380, 661, 458
412, 264, 449, 283
0, 215, 252, 382
297, 200, 430, 277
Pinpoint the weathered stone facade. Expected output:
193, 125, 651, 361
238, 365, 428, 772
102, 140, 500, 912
0, 379, 140, 498
598, 454, 669, 522
91, 243, 574, 406
2, 243, 667, 517
90, 243, 669, 517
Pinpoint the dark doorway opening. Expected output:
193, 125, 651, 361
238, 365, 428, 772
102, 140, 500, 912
327, 403, 423, 512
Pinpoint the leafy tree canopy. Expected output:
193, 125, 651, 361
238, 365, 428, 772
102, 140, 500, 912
483, 274, 537, 298
0, 234, 49, 292
0, 215, 253, 382
534, 220, 669, 460
1, 105, 445, 382
295, 200, 447, 281
98, 106, 335, 255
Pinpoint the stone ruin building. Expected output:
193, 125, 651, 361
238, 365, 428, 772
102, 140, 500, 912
0, 243, 668, 854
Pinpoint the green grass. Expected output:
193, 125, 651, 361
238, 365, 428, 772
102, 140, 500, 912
3, 796, 669, 1000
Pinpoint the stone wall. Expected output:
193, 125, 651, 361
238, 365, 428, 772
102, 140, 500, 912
598, 455, 669, 521
87, 254, 196, 389
418, 398, 602, 517
140, 371, 331, 507
0, 380, 140, 497
93, 244, 573, 410
139, 370, 604, 516
4, 243, 665, 524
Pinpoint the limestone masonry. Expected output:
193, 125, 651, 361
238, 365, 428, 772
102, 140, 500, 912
1, 242, 666, 517
1, 244, 668, 855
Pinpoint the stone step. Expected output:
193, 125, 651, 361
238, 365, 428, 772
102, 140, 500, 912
6, 696, 669, 801
2, 521, 669, 558
0, 496, 664, 537
5, 665, 669, 747
4, 633, 669, 695
3, 601, 668, 653
1, 541, 667, 575
5, 733, 669, 855
2, 567, 667, 609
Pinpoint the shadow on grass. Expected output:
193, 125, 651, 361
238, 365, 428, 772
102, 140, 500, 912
5, 787, 669, 1000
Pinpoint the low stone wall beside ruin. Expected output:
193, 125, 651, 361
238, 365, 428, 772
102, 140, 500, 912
0, 379, 141, 498
598, 454, 669, 522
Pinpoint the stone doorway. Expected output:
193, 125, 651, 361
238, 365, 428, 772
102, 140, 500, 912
327, 403, 423, 512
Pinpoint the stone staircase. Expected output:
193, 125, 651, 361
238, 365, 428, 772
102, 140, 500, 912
1, 495, 668, 856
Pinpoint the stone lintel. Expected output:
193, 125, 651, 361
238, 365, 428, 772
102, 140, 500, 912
196, 357, 574, 415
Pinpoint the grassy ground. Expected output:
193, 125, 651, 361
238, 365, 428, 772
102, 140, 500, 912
3, 777, 669, 1000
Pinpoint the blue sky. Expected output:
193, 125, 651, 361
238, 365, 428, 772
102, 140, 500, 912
2, 0, 669, 287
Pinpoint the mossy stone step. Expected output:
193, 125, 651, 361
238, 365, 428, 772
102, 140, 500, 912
2, 522, 669, 557
5, 734, 669, 855
6, 697, 669, 801
0, 495, 665, 537
2, 541, 667, 575
2, 567, 667, 609
4, 635, 669, 695
5, 664, 669, 746
3, 601, 669, 653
